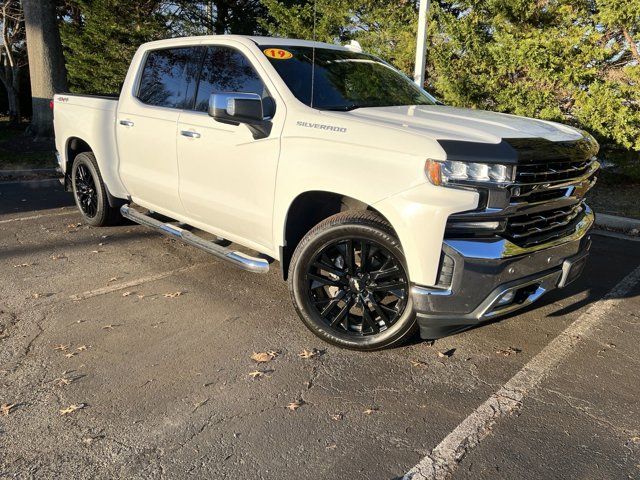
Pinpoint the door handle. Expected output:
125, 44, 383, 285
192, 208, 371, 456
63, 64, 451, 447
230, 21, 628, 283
119, 120, 135, 127
180, 130, 201, 139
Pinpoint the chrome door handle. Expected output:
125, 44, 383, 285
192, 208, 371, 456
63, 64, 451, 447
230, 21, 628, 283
119, 120, 135, 127
180, 130, 201, 139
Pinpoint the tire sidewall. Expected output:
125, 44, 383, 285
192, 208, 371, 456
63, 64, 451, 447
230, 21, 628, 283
71, 153, 108, 227
290, 222, 415, 351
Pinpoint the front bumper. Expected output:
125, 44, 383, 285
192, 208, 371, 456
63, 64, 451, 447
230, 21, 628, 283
413, 208, 594, 339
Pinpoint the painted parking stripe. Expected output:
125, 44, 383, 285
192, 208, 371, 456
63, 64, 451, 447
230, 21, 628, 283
70, 264, 209, 301
404, 265, 640, 480
0, 210, 77, 224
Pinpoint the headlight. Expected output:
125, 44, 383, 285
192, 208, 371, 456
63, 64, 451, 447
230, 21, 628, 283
426, 159, 515, 186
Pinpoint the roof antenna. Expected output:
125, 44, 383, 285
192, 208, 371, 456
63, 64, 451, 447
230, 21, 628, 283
310, 0, 317, 108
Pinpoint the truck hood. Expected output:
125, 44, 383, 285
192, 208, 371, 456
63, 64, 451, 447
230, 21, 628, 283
328, 105, 583, 144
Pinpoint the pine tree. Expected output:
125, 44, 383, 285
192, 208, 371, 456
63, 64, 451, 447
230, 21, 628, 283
262, 0, 640, 175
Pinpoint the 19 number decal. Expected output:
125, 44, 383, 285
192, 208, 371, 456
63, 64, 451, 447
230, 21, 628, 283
264, 48, 293, 60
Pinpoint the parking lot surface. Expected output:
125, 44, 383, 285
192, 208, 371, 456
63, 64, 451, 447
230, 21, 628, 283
1, 180, 639, 479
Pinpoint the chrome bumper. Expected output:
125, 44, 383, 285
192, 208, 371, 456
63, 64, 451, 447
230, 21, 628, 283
413, 208, 594, 339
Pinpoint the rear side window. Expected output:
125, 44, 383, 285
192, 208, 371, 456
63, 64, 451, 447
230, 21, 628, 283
194, 46, 268, 113
138, 47, 202, 109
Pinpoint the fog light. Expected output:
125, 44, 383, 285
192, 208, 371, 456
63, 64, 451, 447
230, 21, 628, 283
497, 291, 516, 306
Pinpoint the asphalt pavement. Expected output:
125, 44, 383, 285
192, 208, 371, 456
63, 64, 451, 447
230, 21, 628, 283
1, 179, 639, 480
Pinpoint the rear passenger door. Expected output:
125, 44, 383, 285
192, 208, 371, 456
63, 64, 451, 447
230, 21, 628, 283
117, 46, 202, 217
176, 45, 282, 251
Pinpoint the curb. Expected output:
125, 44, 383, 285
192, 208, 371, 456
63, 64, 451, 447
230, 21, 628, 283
595, 213, 640, 235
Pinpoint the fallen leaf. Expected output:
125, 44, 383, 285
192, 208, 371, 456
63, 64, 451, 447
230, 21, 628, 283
108, 277, 119, 283
64, 352, 77, 358
102, 324, 116, 330
330, 413, 343, 421
53, 344, 70, 351
410, 360, 429, 368
77, 345, 88, 352
437, 348, 456, 359
496, 347, 522, 357
363, 408, 378, 415
163, 291, 183, 298
55, 377, 72, 387
251, 351, 278, 363
298, 349, 318, 359
91, 250, 100, 254
248, 371, 264, 378
59, 404, 86, 416
286, 400, 304, 411
1, 403, 16, 416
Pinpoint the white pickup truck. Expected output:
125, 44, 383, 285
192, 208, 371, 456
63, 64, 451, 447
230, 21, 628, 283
54, 35, 599, 350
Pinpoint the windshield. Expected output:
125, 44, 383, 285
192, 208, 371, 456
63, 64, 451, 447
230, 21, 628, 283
262, 46, 437, 111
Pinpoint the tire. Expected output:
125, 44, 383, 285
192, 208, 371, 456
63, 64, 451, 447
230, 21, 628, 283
288, 210, 417, 351
71, 152, 122, 227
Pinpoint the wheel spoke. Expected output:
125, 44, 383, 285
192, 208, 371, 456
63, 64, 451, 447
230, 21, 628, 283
344, 239, 355, 275
312, 261, 347, 280
368, 296, 389, 326
320, 290, 347, 318
371, 265, 400, 281
361, 302, 379, 333
330, 295, 354, 328
360, 240, 369, 271
307, 273, 341, 288
370, 281, 407, 293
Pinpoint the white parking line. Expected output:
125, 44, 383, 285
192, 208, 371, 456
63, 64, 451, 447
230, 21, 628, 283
404, 265, 640, 480
0, 210, 77, 224
70, 264, 209, 301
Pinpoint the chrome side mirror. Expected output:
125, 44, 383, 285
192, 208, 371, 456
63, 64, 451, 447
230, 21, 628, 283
209, 92, 265, 124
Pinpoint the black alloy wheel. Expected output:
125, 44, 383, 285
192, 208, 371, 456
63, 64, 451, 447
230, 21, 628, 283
74, 163, 98, 218
289, 210, 417, 351
71, 152, 122, 227
306, 238, 409, 336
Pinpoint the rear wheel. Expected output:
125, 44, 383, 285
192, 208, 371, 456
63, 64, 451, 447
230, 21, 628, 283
289, 211, 416, 351
71, 152, 121, 227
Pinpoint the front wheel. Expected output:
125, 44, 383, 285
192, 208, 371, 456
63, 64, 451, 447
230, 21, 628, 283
288, 211, 416, 351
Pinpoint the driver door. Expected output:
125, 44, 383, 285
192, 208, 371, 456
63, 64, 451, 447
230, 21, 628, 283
177, 45, 281, 251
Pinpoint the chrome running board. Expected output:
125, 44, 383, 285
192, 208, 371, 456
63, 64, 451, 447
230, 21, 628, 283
121, 205, 269, 274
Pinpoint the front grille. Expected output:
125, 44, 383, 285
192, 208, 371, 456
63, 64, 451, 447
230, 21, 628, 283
511, 157, 597, 202
505, 202, 586, 247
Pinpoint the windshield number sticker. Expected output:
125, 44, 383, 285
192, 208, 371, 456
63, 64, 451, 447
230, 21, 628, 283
264, 48, 293, 60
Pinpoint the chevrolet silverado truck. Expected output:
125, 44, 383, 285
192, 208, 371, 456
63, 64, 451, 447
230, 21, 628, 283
53, 36, 599, 351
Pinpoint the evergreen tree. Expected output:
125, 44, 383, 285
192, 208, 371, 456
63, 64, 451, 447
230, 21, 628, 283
262, 0, 640, 174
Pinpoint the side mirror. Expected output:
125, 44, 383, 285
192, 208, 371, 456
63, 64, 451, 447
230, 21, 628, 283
209, 93, 272, 139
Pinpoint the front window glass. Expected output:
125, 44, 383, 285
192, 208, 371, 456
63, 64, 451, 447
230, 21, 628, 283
194, 46, 269, 113
262, 46, 436, 111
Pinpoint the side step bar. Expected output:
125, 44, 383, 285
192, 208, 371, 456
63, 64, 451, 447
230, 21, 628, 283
120, 205, 270, 274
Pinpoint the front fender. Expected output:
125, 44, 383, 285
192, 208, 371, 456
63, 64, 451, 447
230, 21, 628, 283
373, 184, 479, 286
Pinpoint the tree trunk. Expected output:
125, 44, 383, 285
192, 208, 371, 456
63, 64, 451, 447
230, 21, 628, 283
22, 0, 68, 138
0, 64, 20, 126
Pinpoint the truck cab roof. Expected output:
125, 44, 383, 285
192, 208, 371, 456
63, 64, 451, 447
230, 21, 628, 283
139, 35, 351, 52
